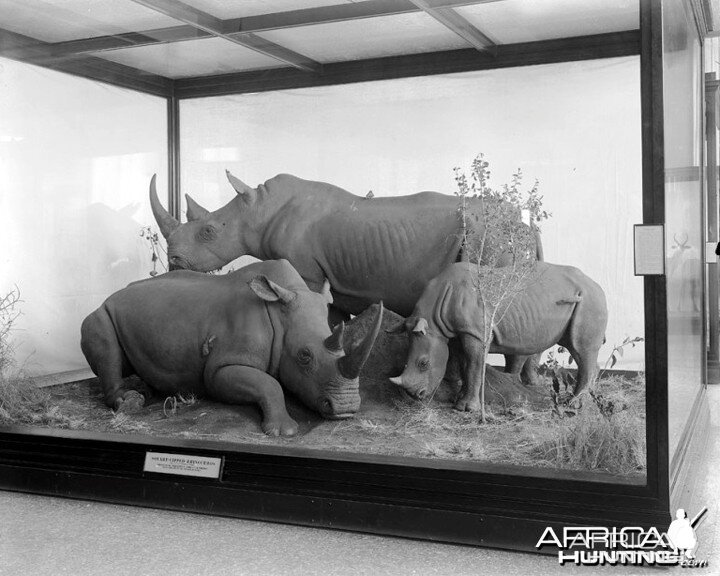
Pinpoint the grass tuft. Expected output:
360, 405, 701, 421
0, 373, 87, 429
108, 411, 150, 434
532, 374, 646, 474
317, 372, 645, 476
0, 373, 50, 425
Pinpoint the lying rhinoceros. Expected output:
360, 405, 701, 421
388, 262, 608, 411
80, 259, 383, 436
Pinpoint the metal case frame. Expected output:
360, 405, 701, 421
0, 0, 708, 551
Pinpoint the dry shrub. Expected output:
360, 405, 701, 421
0, 373, 51, 425
0, 288, 21, 376
0, 374, 85, 429
533, 375, 646, 475
541, 406, 645, 474
0, 287, 84, 429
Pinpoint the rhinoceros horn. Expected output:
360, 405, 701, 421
185, 194, 210, 221
149, 174, 179, 239
339, 302, 384, 379
321, 278, 332, 303
324, 321, 345, 353
226, 170, 254, 196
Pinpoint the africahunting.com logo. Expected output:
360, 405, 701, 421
536, 507, 709, 567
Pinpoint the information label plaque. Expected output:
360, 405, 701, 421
143, 452, 223, 479
633, 224, 665, 276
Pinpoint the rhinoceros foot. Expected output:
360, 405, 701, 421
114, 390, 146, 414
262, 414, 299, 437
454, 395, 482, 412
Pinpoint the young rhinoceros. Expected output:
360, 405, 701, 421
80, 259, 383, 436
389, 262, 607, 411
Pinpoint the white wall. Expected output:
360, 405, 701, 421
181, 56, 644, 370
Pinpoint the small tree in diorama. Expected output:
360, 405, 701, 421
140, 226, 168, 277
455, 154, 549, 423
0, 287, 21, 377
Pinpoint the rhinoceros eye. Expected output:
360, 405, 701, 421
417, 357, 430, 372
197, 225, 217, 242
297, 348, 314, 366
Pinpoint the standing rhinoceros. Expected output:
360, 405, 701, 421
388, 262, 608, 412
80, 259, 383, 436
150, 172, 543, 318
149, 172, 543, 383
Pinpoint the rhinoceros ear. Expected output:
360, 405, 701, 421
384, 317, 407, 334
226, 170, 257, 203
248, 275, 296, 305
185, 194, 210, 221
412, 317, 429, 336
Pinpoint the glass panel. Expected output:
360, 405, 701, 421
663, 0, 705, 457
98, 37, 284, 79
0, 0, 183, 42
0, 58, 167, 381
1, 53, 645, 482
256, 13, 467, 63
705, 71, 720, 384
456, 0, 639, 44
705, 37, 720, 77
171, 57, 643, 480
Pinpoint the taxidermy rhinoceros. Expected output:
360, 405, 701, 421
388, 262, 608, 412
80, 259, 383, 436
149, 172, 544, 319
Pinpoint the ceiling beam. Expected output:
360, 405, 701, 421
129, 0, 322, 73
0, 27, 173, 97
0, 0, 505, 65
174, 30, 640, 99
409, 0, 496, 52
0, 27, 212, 65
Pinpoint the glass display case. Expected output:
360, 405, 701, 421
0, 0, 715, 552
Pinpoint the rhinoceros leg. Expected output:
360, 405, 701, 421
80, 308, 145, 412
504, 354, 540, 386
443, 338, 465, 386
207, 365, 298, 437
504, 354, 527, 375
520, 354, 540, 386
454, 334, 484, 412
562, 342, 599, 397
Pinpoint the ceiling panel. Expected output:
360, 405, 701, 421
257, 12, 469, 64
456, 0, 639, 45
98, 37, 284, 78
183, 0, 352, 20
0, 0, 184, 43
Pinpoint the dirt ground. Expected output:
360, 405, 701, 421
47, 371, 507, 448
42, 365, 646, 479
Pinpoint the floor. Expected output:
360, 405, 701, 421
1, 388, 719, 576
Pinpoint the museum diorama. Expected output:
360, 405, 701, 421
0, 0, 718, 552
